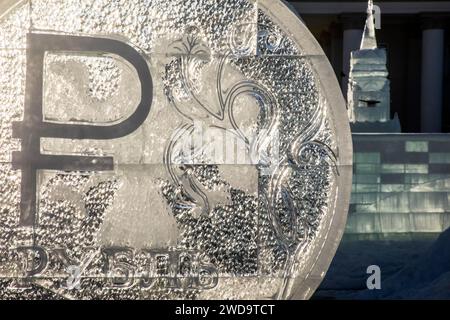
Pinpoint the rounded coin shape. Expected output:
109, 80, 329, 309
0, 0, 352, 299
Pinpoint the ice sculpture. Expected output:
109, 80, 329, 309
0, 0, 352, 299
347, 0, 401, 133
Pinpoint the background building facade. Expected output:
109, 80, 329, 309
289, 0, 450, 133
287, 1, 450, 298
288, 0, 450, 238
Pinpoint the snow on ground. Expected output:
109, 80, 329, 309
313, 229, 450, 299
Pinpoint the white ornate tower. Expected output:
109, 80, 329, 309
347, 0, 401, 132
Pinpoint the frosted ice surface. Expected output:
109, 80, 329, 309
0, 0, 351, 300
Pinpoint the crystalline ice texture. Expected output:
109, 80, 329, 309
0, 0, 351, 300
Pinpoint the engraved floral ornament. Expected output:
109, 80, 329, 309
161, 24, 338, 300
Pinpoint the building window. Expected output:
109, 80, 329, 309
405, 141, 428, 153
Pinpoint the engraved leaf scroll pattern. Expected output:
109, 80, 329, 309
162, 25, 339, 299
268, 97, 339, 299
162, 26, 279, 217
